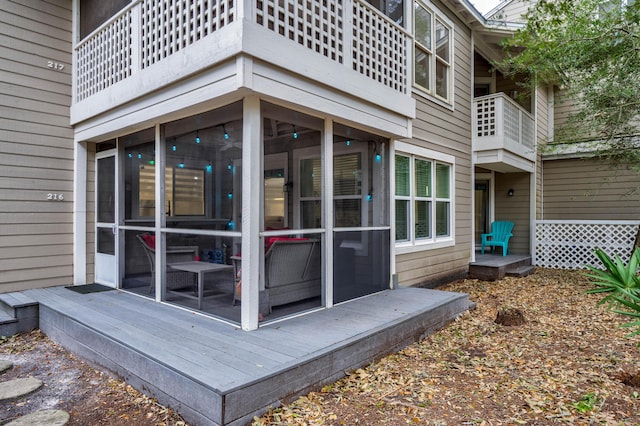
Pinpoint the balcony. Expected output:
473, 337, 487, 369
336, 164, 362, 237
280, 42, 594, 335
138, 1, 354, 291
71, 0, 414, 133
473, 93, 536, 173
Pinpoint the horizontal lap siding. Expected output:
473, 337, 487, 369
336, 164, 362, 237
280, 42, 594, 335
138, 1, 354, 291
0, 0, 73, 291
488, 1, 530, 22
395, 8, 472, 287
542, 159, 640, 220
495, 172, 530, 254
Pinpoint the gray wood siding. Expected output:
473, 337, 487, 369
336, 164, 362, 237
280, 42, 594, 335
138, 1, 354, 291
542, 159, 640, 220
495, 172, 530, 254
553, 87, 581, 140
489, 0, 530, 22
0, 0, 73, 292
535, 85, 548, 220
395, 5, 473, 287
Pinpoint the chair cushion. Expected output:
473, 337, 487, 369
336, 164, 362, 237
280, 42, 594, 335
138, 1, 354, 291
141, 233, 156, 249
265, 236, 307, 251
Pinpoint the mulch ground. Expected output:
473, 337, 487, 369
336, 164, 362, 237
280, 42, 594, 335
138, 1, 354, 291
1, 268, 638, 425
254, 268, 640, 425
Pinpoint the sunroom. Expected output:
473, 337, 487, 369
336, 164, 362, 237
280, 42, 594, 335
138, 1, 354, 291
91, 98, 393, 330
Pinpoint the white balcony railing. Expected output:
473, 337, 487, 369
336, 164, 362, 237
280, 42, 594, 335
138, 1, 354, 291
74, 0, 408, 103
473, 93, 536, 162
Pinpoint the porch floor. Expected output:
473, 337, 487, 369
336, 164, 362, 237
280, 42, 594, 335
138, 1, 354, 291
13, 285, 469, 426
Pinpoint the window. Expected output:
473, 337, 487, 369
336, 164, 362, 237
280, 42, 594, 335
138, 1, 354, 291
366, 0, 404, 25
138, 165, 205, 217
413, 1, 453, 102
395, 148, 453, 249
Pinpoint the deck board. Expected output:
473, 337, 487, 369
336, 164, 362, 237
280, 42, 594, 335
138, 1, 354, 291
18, 285, 470, 425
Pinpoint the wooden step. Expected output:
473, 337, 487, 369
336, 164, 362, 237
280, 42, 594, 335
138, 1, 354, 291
506, 265, 535, 278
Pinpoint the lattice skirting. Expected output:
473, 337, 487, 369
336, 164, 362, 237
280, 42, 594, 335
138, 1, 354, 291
535, 221, 640, 269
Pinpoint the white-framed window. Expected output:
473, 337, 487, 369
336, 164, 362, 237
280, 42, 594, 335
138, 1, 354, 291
394, 142, 454, 251
413, 0, 453, 103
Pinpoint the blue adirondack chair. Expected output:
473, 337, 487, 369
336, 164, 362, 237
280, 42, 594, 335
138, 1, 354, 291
481, 221, 514, 256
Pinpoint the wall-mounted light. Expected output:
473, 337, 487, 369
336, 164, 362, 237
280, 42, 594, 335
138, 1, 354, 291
366, 193, 373, 202
137, 152, 142, 159
178, 160, 185, 168
507, 188, 514, 197
345, 139, 351, 147
206, 163, 212, 172
227, 161, 233, 171
227, 192, 233, 199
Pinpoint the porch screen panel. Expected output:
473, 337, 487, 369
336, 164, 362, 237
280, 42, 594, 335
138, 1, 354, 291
333, 230, 390, 304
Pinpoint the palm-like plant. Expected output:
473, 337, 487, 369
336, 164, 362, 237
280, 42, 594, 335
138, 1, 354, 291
585, 247, 640, 341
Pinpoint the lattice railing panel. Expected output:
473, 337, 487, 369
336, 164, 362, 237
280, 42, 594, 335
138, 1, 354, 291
535, 221, 640, 269
255, 0, 344, 64
475, 97, 496, 137
503, 97, 520, 145
521, 111, 535, 149
352, 1, 407, 93
76, 8, 134, 101
141, 0, 235, 68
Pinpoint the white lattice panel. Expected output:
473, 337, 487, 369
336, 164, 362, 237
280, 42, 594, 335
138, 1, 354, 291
475, 97, 496, 137
503, 97, 520, 145
521, 111, 534, 149
141, 0, 235, 67
256, 0, 344, 64
535, 221, 640, 269
76, 8, 134, 101
352, 1, 407, 93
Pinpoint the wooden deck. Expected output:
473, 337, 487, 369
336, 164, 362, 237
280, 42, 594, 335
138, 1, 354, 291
469, 253, 534, 280
3, 286, 470, 426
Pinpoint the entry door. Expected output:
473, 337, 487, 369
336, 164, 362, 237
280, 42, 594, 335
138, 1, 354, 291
95, 151, 118, 286
474, 179, 490, 247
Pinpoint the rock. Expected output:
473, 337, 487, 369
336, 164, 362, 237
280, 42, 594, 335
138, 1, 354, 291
0, 377, 43, 400
5, 409, 70, 426
0, 359, 12, 374
495, 307, 526, 326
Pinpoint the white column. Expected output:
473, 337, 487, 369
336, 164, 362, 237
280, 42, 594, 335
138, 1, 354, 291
241, 96, 262, 331
155, 124, 166, 301
323, 120, 334, 307
73, 140, 87, 285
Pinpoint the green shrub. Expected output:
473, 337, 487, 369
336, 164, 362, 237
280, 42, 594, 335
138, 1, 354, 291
585, 247, 640, 341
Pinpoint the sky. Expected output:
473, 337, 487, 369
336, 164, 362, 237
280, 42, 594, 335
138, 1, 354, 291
470, 0, 502, 15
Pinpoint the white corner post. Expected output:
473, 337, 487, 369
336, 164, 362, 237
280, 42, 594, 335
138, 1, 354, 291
73, 140, 87, 285
322, 120, 334, 308
155, 124, 167, 301
241, 95, 262, 331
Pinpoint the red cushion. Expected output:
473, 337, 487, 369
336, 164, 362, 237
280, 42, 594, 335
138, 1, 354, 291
141, 233, 156, 249
265, 237, 307, 251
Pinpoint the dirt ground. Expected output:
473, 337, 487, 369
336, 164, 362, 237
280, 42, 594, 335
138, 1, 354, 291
0, 330, 186, 425
1, 268, 639, 426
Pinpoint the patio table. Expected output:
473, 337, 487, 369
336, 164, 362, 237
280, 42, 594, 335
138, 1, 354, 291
168, 261, 234, 309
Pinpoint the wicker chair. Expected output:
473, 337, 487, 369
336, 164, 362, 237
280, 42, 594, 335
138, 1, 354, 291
263, 239, 321, 312
136, 234, 199, 293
